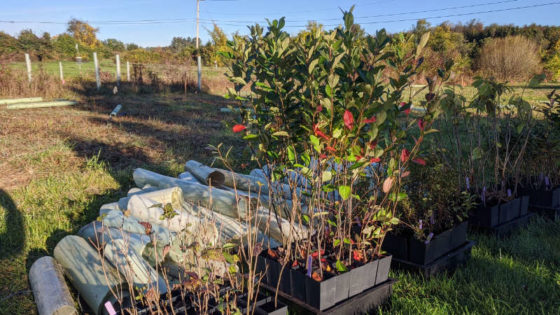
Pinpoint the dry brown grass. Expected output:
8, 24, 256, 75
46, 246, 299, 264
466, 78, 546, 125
478, 36, 542, 81
0, 92, 241, 192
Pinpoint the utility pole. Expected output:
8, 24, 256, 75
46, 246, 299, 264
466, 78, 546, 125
196, 0, 202, 92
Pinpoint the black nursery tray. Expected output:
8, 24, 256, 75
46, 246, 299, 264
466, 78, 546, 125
529, 205, 560, 221
391, 241, 475, 278
113, 287, 288, 315
471, 213, 535, 236
258, 278, 396, 315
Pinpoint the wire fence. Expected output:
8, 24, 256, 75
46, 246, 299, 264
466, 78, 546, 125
2, 53, 231, 96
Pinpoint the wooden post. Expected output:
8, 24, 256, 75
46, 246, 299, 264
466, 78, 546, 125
25, 53, 32, 83
58, 61, 64, 84
115, 54, 121, 86
93, 52, 100, 90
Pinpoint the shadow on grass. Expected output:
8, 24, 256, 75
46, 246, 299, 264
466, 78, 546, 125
0, 189, 25, 259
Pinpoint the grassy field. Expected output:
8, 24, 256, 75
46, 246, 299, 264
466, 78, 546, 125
1, 86, 559, 314
8, 60, 228, 80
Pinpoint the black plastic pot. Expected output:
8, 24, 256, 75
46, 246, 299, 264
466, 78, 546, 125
450, 221, 468, 249
530, 187, 560, 208
499, 198, 521, 223
520, 195, 530, 216
375, 255, 392, 285
384, 223, 468, 266
256, 255, 290, 293
470, 203, 500, 228
304, 271, 338, 310
349, 259, 378, 296
289, 268, 306, 302
382, 233, 407, 259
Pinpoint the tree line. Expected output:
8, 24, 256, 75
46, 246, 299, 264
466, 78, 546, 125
0, 18, 559, 81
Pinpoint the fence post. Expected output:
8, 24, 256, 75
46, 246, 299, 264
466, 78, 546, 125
126, 61, 130, 81
197, 55, 202, 92
25, 53, 32, 83
59, 61, 64, 84
93, 52, 100, 90
115, 54, 121, 86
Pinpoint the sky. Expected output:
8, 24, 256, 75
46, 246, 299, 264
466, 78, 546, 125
0, 0, 559, 47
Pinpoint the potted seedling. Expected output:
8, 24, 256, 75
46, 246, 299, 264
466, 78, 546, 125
521, 89, 560, 218
224, 8, 438, 312
383, 157, 476, 272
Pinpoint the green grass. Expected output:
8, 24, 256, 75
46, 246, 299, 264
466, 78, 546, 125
8, 60, 227, 80
386, 219, 560, 314
1, 88, 559, 314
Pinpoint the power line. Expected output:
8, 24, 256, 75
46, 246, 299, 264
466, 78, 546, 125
0, 1, 558, 28
205, 1, 560, 28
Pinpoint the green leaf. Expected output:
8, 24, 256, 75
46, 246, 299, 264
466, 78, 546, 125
377, 111, 387, 125
338, 185, 351, 200
333, 128, 343, 139
302, 214, 310, 225
308, 58, 319, 74
416, 32, 430, 58
322, 171, 332, 183
287, 146, 296, 163
325, 84, 333, 98
272, 131, 289, 137
310, 135, 321, 153
336, 260, 348, 272
243, 134, 258, 140
472, 147, 483, 160
333, 239, 340, 247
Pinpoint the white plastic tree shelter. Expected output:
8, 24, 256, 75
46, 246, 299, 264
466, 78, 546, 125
25, 53, 32, 83
93, 52, 100, 90
115, 54, 121, 86
59, 61, 64, 84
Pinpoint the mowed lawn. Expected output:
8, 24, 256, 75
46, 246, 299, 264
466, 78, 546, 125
0, 88, 559, 314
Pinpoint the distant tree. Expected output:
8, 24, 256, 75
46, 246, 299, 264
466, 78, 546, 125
52, 33, 78, 59
207, 23, 230, 66
412, 19, 431, 38
479, 35, 541, 81
103, 38, 125, 52
67, 19, 99, 48
0, 32, 19, 57
126, 43, 139, 51
18, 29, 41, 53
544, 40, 560, 80
170, 37, 195, 53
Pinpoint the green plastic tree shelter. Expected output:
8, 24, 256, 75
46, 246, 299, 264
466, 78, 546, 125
29, 256, 77, 315
53, 235, 130, 315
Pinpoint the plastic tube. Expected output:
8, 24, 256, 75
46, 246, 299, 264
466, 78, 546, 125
29, 256, 77, 315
